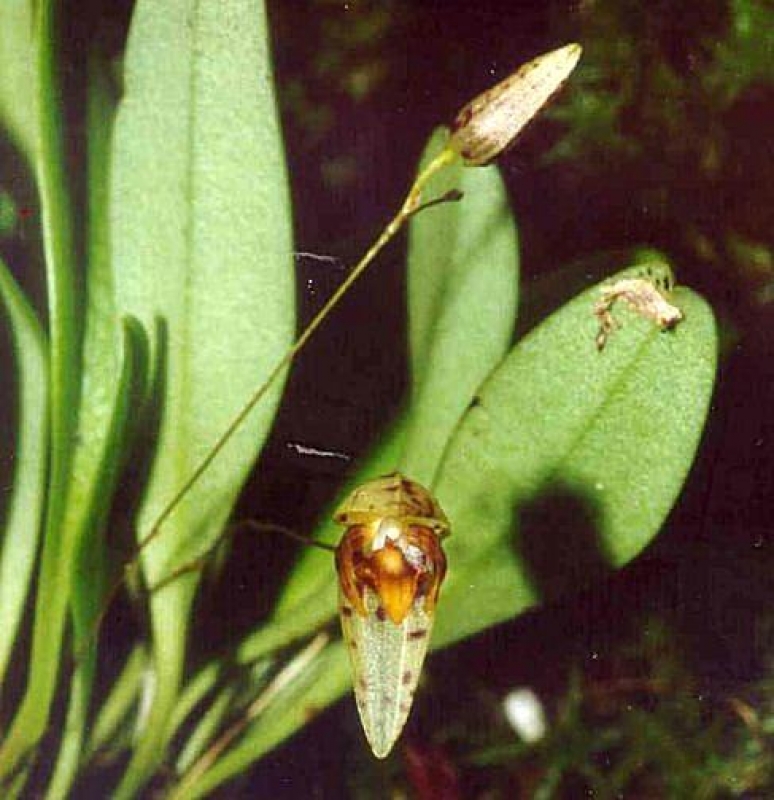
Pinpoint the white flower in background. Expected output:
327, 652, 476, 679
502, 687, 547, 744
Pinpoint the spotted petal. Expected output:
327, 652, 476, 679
339, 588, 433, 758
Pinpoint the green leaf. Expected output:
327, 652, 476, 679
248, 128, 518, 659
192, 130, 520, 781
0, 257, 47, 692
0, 0, 37, 163
47, 317, 147, 800
0, 0, 82, 780
84, 647, 147, 762
174, 641, 351, 800
166, 661, 231, 749
108, 1, 294, 795
400, 127, 519, 485
174, 682, 239, 775
46, 54, 130, 800
216, 264, 715, 777
431, 267, 717, 648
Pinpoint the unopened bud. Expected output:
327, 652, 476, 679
449, 43, 583, 166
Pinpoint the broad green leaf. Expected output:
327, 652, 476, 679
0, 0, 37, 163
431, 268, 717, 647
0, 0, 81, 780
212, 265, 715, 776
0, 257, 47, 692
400, 127, 519, 485
109, 1, 294, 795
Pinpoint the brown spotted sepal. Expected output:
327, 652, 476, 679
333, 473, 449, 759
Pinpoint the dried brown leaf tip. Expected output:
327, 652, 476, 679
449, 43, 583, 166
594, 263, 685, 351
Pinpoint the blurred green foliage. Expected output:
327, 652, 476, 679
555, 0, 774, 309
448, 619, 774, 798
273, 0, 773, 315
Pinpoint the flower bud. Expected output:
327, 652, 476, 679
449, 43, 582, 166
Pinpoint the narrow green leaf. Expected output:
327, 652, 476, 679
400, 127, 519, 485
3, 768, 30, 800
166, 663, 226, 748
0, 0, 37, 163
176, 642, 351, 800
0, 0, 82, 779
45, 54, 128, 800
47, 318, 147, 800
85, 647, 147, 761
66, 51, 125, 625
175, 684, 239, 774
431, 268, 717, 647
0, 257, 48, 692
109, 1, 294, 795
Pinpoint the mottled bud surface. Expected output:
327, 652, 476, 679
450, 42, 582, 166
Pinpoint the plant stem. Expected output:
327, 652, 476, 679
136, 144, 458, 557
87, 145, 459, 647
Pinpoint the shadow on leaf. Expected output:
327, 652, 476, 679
516, 479, 612, 603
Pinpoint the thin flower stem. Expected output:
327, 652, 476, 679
147, 520, 335, 597
240, 520, 337, 552
134, 144, 458, 558
81, 145, 459, 658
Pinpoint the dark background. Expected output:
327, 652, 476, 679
232, 2, 773, 797
2, 1, 772, 797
